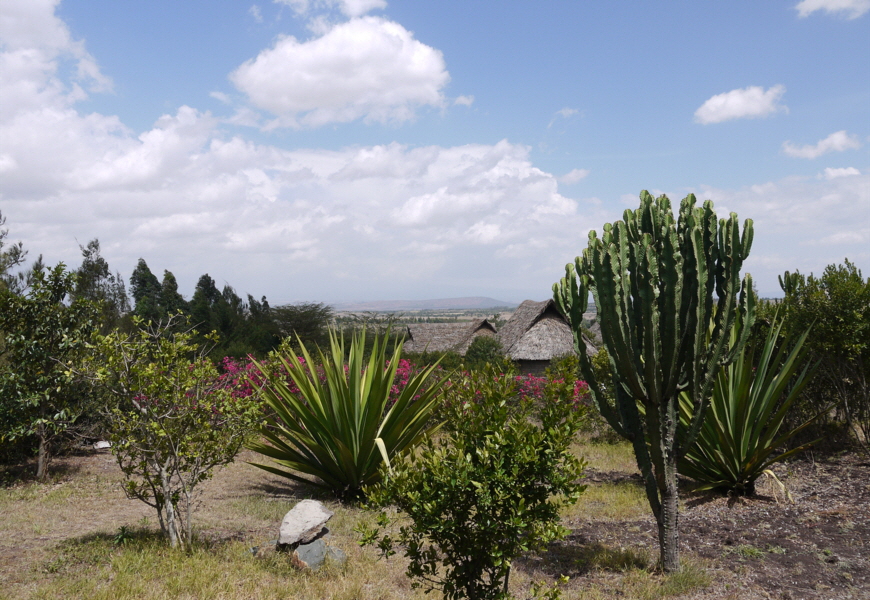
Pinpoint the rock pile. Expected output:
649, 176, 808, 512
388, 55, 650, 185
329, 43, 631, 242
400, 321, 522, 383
263, 499, 346, 571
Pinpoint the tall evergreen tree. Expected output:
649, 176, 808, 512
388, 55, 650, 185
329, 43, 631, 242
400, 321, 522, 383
159, 270, 188, 315
72, 239, 130, 331
130, 259, 161, 324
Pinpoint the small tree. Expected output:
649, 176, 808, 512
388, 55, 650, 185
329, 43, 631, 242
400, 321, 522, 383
463, 335, 505, 370
0, 265, 98, 480
360, 363, 587, 599
88, 315, 260, 548
553, 191, 754, 572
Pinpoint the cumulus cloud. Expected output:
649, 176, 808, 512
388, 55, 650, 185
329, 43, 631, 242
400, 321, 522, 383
795, 0, 870, 19
694, 85, 787, 124
823, 166, 861, 179
782, 130, 862, 158
454, 95, 474, 107
230, 16, 449, 128
688, 171, 870, 294
559, 169, 590, 184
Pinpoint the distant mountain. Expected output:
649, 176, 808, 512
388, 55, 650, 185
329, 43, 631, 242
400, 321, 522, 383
331, 297, 517, 312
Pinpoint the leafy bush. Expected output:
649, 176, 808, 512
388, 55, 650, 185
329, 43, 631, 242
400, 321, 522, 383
248, 328, 450, 500
678, 314, 821, 495
463, 335, 505, 370
360, 363, 588, 600
768, 260, 870, 451
0, 265, 99, 480
88, 315, 260, 548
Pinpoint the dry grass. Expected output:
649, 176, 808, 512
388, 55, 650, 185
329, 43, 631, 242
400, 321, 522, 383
0, 441, 717, 600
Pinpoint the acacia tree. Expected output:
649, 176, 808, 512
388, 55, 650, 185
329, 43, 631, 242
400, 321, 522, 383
88, 315, 261, 548
554, 191, 754, 572
0, 265, 98, 480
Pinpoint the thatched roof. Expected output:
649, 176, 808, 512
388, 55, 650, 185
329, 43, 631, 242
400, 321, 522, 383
498, 300, 595, 360
402, 319, 497, 355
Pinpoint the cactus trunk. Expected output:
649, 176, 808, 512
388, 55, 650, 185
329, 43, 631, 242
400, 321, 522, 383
554, 191, 754, 572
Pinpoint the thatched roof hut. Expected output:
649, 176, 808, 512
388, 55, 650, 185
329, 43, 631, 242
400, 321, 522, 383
403, 319, 497, 355
498, 299, 595, 374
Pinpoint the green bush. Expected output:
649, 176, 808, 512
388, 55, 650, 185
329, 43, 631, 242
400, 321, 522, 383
360, 363, 587, 600
248, 328, 450, 500
88, 314, 260, 548
463, 335, 505, 370
767, 260, 870, 451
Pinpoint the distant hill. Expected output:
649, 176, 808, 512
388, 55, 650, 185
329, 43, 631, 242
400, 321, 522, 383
331, 297, 517, 312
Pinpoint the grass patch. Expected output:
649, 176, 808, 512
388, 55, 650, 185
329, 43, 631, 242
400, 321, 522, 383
573, 438, 638, 473
564, 481, 648, 521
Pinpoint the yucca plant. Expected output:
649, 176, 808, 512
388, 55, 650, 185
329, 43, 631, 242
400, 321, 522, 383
678, 314, 821, 495
247, 328, 449, 500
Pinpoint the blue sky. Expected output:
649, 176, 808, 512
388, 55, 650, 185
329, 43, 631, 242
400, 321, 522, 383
1, 0, 868, 305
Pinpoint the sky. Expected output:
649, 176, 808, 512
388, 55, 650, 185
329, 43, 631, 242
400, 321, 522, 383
1, 0, 868, 305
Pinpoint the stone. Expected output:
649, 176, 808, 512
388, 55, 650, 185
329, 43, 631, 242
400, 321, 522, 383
93, 440, 111, 450
277, 500, 334, 549
290, 538, 327, 571
326, 545, 347, 567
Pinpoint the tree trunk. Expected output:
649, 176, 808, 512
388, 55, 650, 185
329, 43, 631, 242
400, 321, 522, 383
658, 465, 680, 573
36, 423, 49, 482
160, 468, 180, 548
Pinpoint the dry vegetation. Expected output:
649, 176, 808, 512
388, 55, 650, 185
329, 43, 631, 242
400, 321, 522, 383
0, 439, 867, 600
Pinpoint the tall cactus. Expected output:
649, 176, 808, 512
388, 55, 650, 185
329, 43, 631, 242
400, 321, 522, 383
553, 191, 755, 572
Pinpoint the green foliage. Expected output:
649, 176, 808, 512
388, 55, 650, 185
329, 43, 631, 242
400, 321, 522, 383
71, 239, 130, 333
88, 314, 260, 548
360, 363, 587, 600
678, 313, 821, 495
271, 301, 334, 350
553, 190, 754, 572
767, 259, 870, 451
248, 328, 449, 500
463, 335, 505, 370
0, 210, 28, 294
0, 264, 99, 480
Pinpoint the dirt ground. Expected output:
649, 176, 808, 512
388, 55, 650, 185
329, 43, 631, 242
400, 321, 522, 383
547, 454, 870, 599
1, 448, 868, 599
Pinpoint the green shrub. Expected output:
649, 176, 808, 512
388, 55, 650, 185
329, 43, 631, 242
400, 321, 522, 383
89, 314, 260, 548
463, 335, 505, 370
360, 363, 587, 600
248, 328, 450, 500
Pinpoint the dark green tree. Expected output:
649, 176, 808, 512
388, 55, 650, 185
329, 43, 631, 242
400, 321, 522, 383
0, 264, 99, 480
463, 335, 505, 370
159, 270, 188, 315
129, 259, 162, 324
72, 239, 130, 332
272, 302, 334, 349
0, 211, 28, 295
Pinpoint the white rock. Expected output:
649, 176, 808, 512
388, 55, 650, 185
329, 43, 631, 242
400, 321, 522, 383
278, 500, 334, 548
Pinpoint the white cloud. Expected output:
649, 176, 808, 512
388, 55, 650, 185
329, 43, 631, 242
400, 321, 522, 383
559, 169, 590, 184
230, 16, 449, 128
548, 107, 579, 128
453, 95, 474, 107
275, 0, 387, 18
823, 166, 861, 179
249, 5, 263, 22
782, 130, 862, 158
688, 171, 870, 295
694, 85, 787, 124
795, 0, 870, 19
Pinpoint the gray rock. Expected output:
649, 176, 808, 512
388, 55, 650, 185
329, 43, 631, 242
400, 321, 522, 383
291, 538, 327, 571
278, 500, 334, 548
326, 545, 347, 567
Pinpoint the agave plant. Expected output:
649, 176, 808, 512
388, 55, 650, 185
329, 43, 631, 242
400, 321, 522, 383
247, 328, 449, 500
679, 314, 821, 495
